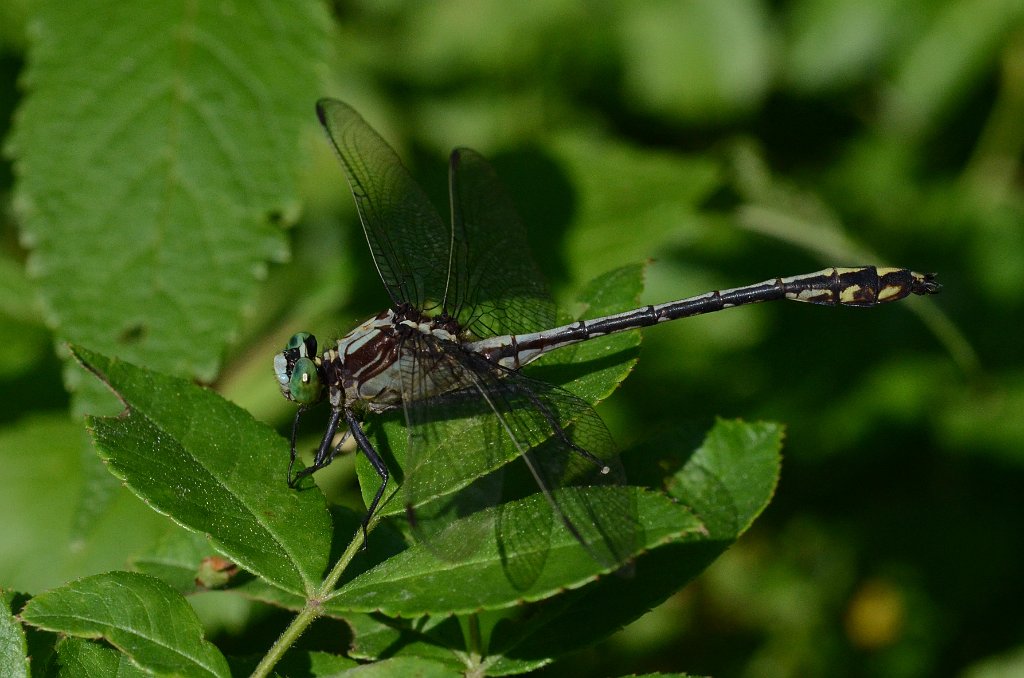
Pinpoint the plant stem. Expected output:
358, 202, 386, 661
249, 521, 372, 678
249, 602, 320, 678
467, 613, 482, 662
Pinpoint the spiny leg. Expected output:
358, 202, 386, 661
288, 407, 390, 547
289, 408, 343, 487
343, 408, 389, 547
287, 406, 308, 486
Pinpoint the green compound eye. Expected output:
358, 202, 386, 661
288, 357, 322, 404
286, 332, 317, 357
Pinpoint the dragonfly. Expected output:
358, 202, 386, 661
274, 98, 941, 569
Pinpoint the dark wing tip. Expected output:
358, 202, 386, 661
315, 98, 340, 126
316, 98, 362, 131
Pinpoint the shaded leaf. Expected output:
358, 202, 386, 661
0, 414, 169, 594
346, 613, 465, 670
75, 346, 332, 596
783, 0, 908, 92
619, 1, 770, 122
227, 649, 358, 677
549, 134, 721, 285
489, 419, 781, 659
21, 571, 229, 678
882, 0, 1024, 140
53, 637, 149, 678
528, 263, 645, 403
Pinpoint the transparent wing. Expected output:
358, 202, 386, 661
316, 98, 449, 309
446, 148, 557, 337
397, 331, 639, 586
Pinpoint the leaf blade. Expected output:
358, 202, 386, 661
20, 572, 230, 678
487, 419, 783, 659
327, 488, 701, 617
10, 0, 328, 382
75, 345, 332, 596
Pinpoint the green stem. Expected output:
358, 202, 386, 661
248, 602, 319, 678
249, 520, 373, 678
467, 613, 482, 661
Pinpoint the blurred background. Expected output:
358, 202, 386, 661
2, 1, 1022, 676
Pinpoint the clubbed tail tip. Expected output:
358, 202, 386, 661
913, 272, 942, 296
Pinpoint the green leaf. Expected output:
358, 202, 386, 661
52, 637, 150, 678
227, 507, 407, 613
20, 571, 230, 678
0, 255, 48, 382
348, 612, 551, 675
74, 345, 332, 596
9, 0, 327, 382
327, 488, 701, 617
282, 651, 359, 677
882, 0, 1024, 140
667, 418, 783, 539
0, 590, 29, 678
783, 0, 908, 92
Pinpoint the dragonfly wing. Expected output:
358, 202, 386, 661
478, 363, 641, 575
396, 332, 506, 561
398, 333, 639, 584
316, 99, 449, 309
447, 148, 557, 337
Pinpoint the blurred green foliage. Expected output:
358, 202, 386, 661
1, 0, 1021, 676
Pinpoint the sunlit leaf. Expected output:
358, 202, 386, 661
10, 1, 328, 387
668, 418, 782, 539
327, 488, 701, 617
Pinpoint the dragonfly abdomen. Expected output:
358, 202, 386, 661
468, 267, 940, 369
774, 267, 940, 307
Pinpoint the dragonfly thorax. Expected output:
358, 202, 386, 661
276, 308, 468, 415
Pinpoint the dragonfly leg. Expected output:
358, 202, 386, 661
287, 406, 308, 486
288, 408, 343, 487
343, 408, 389, 548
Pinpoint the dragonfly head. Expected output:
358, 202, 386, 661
274, 332, 324, 405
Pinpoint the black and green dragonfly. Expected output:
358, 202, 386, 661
274, 98, 940, 567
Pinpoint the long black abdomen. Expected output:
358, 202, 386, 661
470, 267, 940, 368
